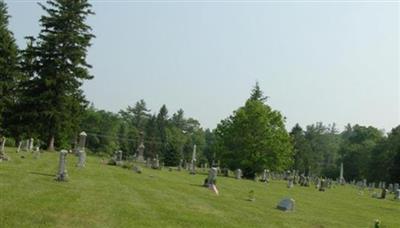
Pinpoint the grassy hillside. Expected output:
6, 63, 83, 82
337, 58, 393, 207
0, 148, 399, 228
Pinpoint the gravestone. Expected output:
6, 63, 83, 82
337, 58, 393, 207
190, 144, 196, 175
319, 179, 326, 192
388, 184, 394, 193
116, 150, 123, 166
146, 158, 151, 168
395, 189, 400, 200
0, 137, 9, 161
206, 167, 218, 187
136, 142, 145, 162
28, 138, 34, 152
235, 169, 242, 179
380, 188, 388, 199
77, 131, 87, 167
287, 176, 294, 188
394, 183, 399, 193
339, 162, 345, 185
277, 198, 295, 212
55, 150, 68, 181
152, 154, 160, 169
16, 141, 22, 153
23, 139, 29, 152
261, 169, 268, 182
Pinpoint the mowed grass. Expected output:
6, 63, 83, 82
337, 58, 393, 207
0, 148, 399, 228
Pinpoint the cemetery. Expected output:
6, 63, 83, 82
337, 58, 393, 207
1, 146, 399, 227
0, 0, 399, 227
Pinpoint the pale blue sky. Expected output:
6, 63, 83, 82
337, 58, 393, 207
5, 0, 400, 131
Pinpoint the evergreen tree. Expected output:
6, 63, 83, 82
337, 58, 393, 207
215, 85, 292, 178
0, 0, 20, 135
249, 81, 268, 102
27, 0, 95, 150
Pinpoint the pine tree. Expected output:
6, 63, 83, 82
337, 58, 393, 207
249, 81, 268, 102
28, 0, 95, 150
0, 0, 20, 134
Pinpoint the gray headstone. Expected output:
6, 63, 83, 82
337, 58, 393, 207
277, 198, 295, 211
28, 138, 34, 152
77, 132, 87, 168
55, 150, 68, 181
16, 141, 22, 153
206, 167, 218, 187
0, 137, 9, 161
136, 142, 145, 162
235, 169, 242, 179
395, 189, 400, 200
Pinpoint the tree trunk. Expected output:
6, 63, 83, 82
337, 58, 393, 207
47, 135, 55, 151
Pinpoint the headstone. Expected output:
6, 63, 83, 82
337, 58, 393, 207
55, 150, 68, 181
190, 144, 196, 175
394, 183, 399, 193
235, 169, 242, 179
319, 179, 326, 192
28, 138, 34, 152
261, 169, 268, 182
116, 150, 123, 166
206, 167, 218, 187
388, 184, 394, 193
16, 141, 22, 153
287, 176, 294, 188
23, 139, 29, 152
339, 162, 345, 185
152, 154, 160, 169
0, 137, 9, 161
77, 131, 87, 167
395, 189, 400, 200
277, 198, 295, 212
146, 158, 151, 168
380, 188, 388, 199
136, 142, 145, 162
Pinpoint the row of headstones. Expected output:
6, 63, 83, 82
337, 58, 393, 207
0, 137, 41, 161
350, 179, 400, 193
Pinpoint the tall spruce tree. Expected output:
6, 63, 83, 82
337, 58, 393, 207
29, 0, 95, 150
0, 0, 20, 135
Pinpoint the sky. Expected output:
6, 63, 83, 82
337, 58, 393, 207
5, 0, 400, 131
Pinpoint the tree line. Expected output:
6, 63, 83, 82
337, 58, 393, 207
0, 0, 398, 183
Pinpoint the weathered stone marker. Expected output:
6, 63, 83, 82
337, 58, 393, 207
0, 137, 9, 161
28, 138, 34, 152
55, 150, 68, 181
277, 198, 295, 211
395, 189, 400, 200
235, 169, 242, 179
16, 141, 22, 153
190, 144, 197, 175
77, 131, 87, 167
339, 162, 345, 185
136, 143, 145, 162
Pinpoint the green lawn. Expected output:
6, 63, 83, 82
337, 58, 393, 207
1, 148, 399, 228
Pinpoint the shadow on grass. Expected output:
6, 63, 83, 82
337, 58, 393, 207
29, 171, 54, 177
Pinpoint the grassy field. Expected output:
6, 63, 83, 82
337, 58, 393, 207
0, 148, 399, 228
